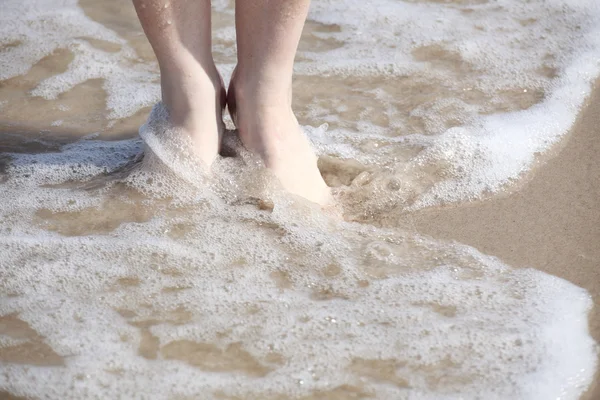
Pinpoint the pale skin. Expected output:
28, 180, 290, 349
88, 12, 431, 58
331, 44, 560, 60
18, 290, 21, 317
132, 0, 331, 205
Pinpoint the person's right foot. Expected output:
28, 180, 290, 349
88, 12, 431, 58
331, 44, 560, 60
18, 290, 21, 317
160, 64, 226, 167
227, 71, 331, 205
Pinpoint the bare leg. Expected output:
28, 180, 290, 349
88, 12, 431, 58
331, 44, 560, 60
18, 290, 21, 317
133, 0, 225, 166
229, 0, 331, 205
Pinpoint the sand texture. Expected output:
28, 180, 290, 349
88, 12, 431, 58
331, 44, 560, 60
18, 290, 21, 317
411, 81, 600, 399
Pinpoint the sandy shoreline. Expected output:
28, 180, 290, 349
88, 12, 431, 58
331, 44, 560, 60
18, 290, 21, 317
0, 0, 598, 397
410, 81, 600, 398
1, 90, 598, 399
2, 84, 598, 400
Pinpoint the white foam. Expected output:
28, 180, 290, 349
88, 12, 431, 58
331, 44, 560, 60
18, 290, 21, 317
0, 138, 597, 399
1, 1, 599, 397
3, 0, 599, 207
299, 0, 600, 209
0, 0, 160, 119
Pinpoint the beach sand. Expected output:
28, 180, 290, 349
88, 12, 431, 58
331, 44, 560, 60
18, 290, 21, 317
1, 1, 598, 397
1, 63, 598, 400
410, 81, 600, 399
1, 58, 598, 400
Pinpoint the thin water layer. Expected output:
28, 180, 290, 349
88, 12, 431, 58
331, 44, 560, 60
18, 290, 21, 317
1, 0, 599, 213
0, 0, 599, 398
0, 138, 596, 399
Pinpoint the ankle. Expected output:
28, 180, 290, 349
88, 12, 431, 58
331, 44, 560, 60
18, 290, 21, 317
230, 67, 293, 109
160, 67, 224, 124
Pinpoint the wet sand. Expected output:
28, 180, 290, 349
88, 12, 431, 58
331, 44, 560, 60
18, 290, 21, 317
1, 77, 598, 400
410, 81, 600, 399
1, 1, 598, 396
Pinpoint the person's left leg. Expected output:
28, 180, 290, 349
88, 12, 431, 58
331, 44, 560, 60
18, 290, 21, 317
133, 0, 225, 166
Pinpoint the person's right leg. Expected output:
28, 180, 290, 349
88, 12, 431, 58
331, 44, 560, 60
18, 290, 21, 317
229, 0, 331, 205
133, 0, 225, 166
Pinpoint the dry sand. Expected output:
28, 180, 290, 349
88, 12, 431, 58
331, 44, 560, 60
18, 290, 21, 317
410, 82, 600, 398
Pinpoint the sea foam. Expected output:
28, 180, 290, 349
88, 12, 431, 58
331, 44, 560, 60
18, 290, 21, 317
0, 0, 599, 398
0, 124, 597, 399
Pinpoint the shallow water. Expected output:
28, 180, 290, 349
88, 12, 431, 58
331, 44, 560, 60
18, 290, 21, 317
0, 0, 599, 399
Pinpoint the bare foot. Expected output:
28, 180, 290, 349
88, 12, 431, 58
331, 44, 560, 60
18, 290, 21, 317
160, 65, 226, 167
228, 70, 331, 205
